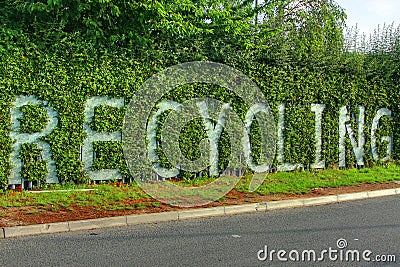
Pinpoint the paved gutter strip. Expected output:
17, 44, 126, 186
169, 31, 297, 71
2, 188, 400, 238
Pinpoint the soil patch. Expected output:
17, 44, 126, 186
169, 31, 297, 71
1, 182, 399, 227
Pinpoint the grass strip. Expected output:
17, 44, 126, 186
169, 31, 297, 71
0, 164, 399, 209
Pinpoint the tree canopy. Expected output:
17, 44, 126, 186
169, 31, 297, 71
1, 0, 347, 65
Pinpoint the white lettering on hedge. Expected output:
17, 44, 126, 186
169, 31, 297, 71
277, 104, 303, 172
371, 108, 393, 161
83, 97, 124, 181
7, 97, 396, 185
311, 104, 326, 169
147, 100, 181, 178
243, 103, 271, 173
9, 95, 58, 186
339, 106, 365, 167
197, 101, 232, 176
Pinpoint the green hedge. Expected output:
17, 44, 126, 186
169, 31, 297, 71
0, 49, 398, 187
0, 1, 398, 187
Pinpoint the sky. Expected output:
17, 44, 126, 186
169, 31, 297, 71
335, 0, 400, 36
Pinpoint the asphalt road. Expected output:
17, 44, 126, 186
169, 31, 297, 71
0, 196, 399, 267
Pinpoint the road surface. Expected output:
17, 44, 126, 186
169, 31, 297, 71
0, 196, 399, 266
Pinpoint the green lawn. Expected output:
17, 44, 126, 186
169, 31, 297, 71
237, 164, 400, 195
1, 164, 399, 210
0, 183, 149, 210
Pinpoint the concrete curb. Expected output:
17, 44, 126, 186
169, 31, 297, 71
224, 203, 263, 215
3, 222, 69, 238
127, 211, 179, 225
266, 199, 303, 210
2, 188, 399, 238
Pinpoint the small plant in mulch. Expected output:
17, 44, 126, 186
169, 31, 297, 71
151, 202, 161, 208
135, 203, 147, 210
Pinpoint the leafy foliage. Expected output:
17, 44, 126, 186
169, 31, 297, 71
19, 144, 48, 183
91, 105, 124, 133
19, 104, 48, 134
0, 0, 398, 187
